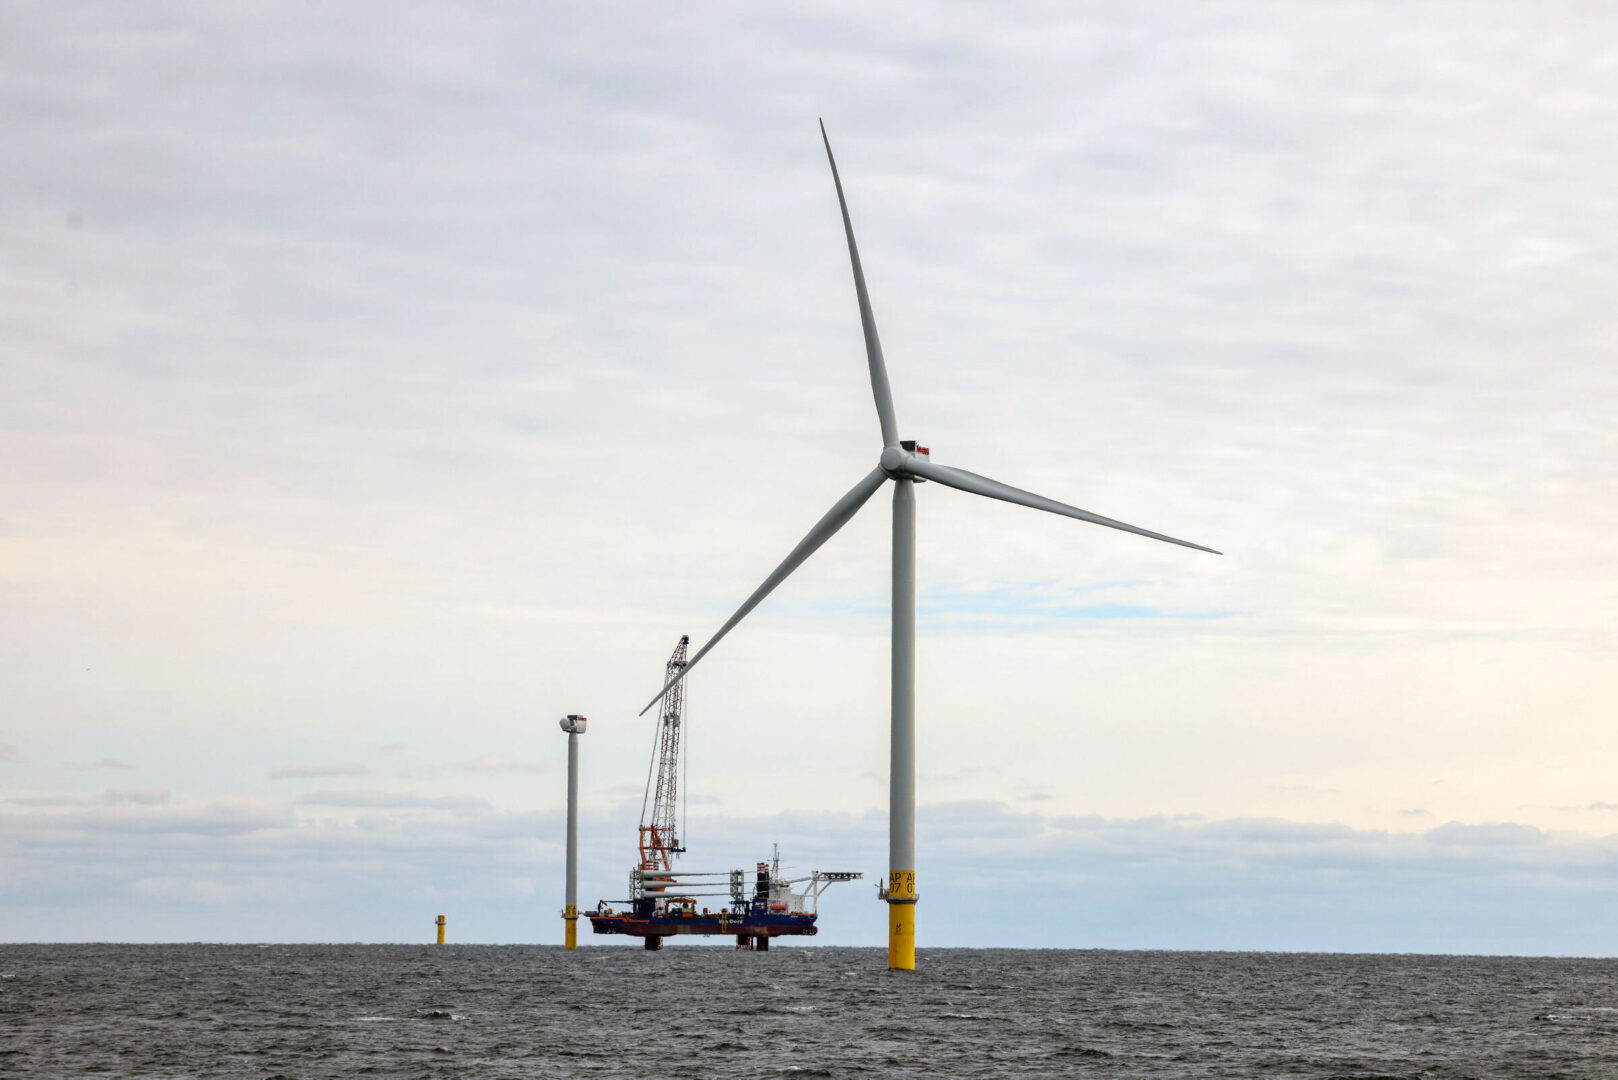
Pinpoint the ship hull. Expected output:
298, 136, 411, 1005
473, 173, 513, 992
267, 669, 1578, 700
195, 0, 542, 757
589, 912, 817, 939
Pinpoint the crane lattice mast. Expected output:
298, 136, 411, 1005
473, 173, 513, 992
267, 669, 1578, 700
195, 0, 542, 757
638, 635, 689, 872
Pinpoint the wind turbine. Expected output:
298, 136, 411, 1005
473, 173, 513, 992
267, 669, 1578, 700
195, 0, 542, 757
641, 121, 1219, 970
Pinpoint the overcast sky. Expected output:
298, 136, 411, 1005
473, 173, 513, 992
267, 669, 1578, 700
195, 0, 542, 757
4, 1, 1618, 950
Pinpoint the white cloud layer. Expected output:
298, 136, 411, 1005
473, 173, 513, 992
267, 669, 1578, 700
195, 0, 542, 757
3, 1, 1617, 946
5, 793, 1618, 953
459, 756, 550, 774
267, 762, 370, 780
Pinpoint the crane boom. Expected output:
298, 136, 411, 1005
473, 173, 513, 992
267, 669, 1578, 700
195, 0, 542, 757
638, 635, 689, 872
591, 634, 862, 949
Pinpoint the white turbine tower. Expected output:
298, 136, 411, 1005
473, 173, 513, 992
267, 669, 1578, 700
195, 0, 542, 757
642, 121, 1219, 970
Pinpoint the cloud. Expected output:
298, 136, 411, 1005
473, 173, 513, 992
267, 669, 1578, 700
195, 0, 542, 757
0, 790, 564, 939
103, 788, 170, 806
267, 762, 369, 780
5, 788, 170, 808
0, 742, 18, 763
1425, 822, 1546, 847
459, 756, 548, 774
1, 796, 293, 838
65, 759, 134, 772
3, 796, 1618, 949
296, 789, 489, 813
5, 795, 88, 808
918, 584, 1239, 629
131, 877, 258, 905
1198, 817, 1363, 845
923, 799, 1046, 841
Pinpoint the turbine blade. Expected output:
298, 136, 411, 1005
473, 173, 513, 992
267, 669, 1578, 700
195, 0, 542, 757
639, 465, 890, 716
901, 456, 1221, 555
820, 119, 900, 449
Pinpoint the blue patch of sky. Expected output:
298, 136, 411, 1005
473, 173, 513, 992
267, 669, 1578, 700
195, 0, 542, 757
919, 584, 1237, 623
775, 581, 1239, 627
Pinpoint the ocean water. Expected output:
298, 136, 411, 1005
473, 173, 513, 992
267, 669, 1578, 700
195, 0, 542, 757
3, 944, 1617, 1078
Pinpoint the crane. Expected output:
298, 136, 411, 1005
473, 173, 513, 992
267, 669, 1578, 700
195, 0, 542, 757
587, 633, 861, 949
638, 635, 689, 873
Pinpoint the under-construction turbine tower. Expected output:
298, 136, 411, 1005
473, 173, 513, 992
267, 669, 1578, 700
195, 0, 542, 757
639, 635, 689, 873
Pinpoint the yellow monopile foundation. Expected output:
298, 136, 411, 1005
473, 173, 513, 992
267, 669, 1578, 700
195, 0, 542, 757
887, 870, 916, 971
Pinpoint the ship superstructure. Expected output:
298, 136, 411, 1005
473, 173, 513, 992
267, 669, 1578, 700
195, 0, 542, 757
587, 637, 859, 950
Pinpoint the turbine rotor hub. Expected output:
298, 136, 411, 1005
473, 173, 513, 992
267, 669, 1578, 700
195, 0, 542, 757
880, 441, 929, 479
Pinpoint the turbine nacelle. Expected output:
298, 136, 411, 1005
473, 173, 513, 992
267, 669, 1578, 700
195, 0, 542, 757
880, 441, 929, 479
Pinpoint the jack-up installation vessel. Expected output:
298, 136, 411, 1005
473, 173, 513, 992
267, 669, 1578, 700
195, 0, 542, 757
587, 636, 860, 950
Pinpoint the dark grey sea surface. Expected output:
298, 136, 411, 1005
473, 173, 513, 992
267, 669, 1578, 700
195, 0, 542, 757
3, 944, 1617, 1078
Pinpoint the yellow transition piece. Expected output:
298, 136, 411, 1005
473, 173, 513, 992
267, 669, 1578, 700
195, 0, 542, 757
886, 870, 916, 971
